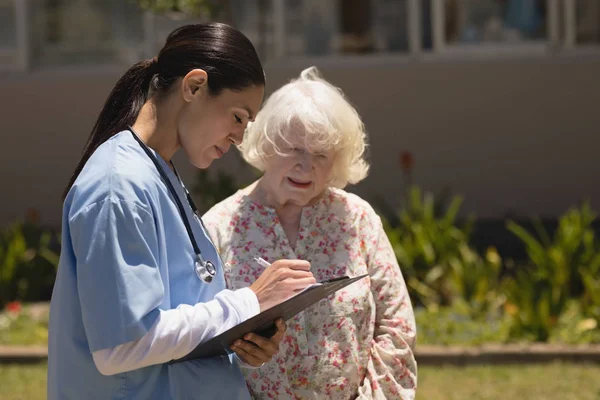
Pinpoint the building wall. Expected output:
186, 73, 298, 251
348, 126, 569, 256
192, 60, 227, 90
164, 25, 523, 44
1, 55, 599, 227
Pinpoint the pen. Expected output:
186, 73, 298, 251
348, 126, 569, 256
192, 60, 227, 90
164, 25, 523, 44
254, 257, 271, 269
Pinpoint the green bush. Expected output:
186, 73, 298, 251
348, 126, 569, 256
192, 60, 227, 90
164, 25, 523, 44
384, 186, 471, 308
0, 217, 59, 309
504, 202, 600, 341
136, 0, 225, 18
384, 187, 600, 345
581, 265, 600, 322
414, 302, 511, 345
448, 245, 505, 317
192, 169, 241, 214
384, 186, 504, 316
548, 300, 600, 345
191, 161, 259, 214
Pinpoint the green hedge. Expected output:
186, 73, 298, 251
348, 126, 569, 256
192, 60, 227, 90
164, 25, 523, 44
385, 187, 600, 344
0, 215, 59, 309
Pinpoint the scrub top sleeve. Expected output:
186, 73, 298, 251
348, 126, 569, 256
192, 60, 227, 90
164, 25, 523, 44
70, 198, 164, 352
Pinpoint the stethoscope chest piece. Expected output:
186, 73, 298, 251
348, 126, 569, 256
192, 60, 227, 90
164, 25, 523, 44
195, 255, 217, 283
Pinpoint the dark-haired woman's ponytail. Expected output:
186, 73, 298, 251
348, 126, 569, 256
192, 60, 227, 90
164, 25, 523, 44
62, 57, 158, 199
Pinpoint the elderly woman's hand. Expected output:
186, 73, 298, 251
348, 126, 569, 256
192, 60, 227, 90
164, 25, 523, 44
231, 318, 286, 367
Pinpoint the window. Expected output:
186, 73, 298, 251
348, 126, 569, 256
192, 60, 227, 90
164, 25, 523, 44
230, 0, 275, 61
0, 0, 17, 68
1, 0, 598, 72
31, 0, 145, 67
576, 0, 600, 45
148, 0, 276, 61
372, 0, 414, 52
281, 0, 410, 57
150, 11, 203, 54
444, 0, 548, 47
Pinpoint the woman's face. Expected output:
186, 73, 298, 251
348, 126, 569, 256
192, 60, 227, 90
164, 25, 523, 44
261, 127, 335, 208
177, 72, 264, 169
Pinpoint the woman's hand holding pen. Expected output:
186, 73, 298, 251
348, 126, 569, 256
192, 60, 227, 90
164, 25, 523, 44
232, 258, 314, 367
249, 258, 315, 312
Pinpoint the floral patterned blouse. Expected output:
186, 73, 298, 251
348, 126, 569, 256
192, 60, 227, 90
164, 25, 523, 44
203, 187, 417, 400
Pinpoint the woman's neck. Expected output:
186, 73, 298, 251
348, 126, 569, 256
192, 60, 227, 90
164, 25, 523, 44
248, 180, 302, 249
131, 98, 181, 164
248, 180, 303, 224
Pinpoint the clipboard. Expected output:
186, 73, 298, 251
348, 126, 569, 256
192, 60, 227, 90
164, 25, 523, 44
171, 274, 368, 363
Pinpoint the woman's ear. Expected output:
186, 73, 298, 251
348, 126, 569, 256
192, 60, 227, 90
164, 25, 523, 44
182, 69, 208, 102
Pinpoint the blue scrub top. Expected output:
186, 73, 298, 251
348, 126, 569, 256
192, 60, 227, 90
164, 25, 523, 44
48, 131, 251, 400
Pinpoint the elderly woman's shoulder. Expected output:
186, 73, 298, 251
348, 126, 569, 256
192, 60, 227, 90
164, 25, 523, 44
202, 190, 246, 223
327, 188, 380, 220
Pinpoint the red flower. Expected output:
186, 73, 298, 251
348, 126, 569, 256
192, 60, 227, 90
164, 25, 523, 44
6, 301, 21, 314
399, 151, 414, 173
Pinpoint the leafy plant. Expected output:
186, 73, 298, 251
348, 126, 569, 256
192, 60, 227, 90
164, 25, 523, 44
504, 201, 600, 341
135, 0, 227, 19
448, 245, 505, 316
580, 260, 600, 322
192, 169, 243, 214
576, 205, 600, 321
414, 302, 511, 345
0, 218, 60, 308
384, 186, 476, 309
548, 300, 600, 344
415, 299, 600, 346
192, 154, 260, 214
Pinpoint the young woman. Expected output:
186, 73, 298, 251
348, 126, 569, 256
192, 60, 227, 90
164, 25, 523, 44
48, 23, 315, 400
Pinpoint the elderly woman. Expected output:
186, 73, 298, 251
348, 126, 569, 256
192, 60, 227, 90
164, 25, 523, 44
203, 67, 417, 399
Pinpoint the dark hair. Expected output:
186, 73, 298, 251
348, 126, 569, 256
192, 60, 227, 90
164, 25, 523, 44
63, 22, 265, 199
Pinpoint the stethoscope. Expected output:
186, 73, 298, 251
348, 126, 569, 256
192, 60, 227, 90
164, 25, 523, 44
128, 126, 217, 284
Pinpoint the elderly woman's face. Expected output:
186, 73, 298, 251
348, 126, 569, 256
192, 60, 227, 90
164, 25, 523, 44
262, 132, 335, 207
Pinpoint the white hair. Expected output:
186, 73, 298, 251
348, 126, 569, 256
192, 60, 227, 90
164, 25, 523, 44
239, 66, 370, 188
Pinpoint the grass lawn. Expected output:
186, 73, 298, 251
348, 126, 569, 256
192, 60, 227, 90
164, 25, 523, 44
0, 363, 46, 400
417, 362, 600, 400
0, 362, 599, 399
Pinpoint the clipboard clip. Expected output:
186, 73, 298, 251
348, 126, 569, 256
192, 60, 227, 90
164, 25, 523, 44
321, 276, 349, 284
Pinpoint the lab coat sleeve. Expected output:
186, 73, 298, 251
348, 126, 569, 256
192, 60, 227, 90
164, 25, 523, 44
92, 287, 260, 375
356, 212, 418, 400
